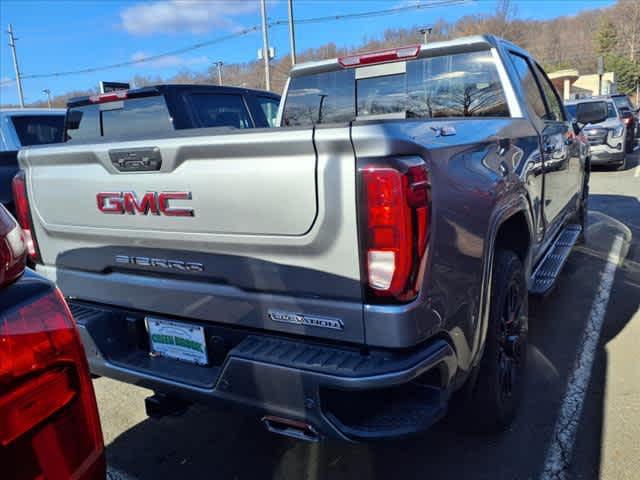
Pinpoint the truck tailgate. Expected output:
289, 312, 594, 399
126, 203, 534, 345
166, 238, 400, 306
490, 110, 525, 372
28, 129, 317, 235
20, 126, 365, 343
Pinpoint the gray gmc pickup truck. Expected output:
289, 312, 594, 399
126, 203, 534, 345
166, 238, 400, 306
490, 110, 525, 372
15, 36, 603, 442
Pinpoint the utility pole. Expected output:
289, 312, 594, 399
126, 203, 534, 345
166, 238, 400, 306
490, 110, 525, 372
7, 24, 25, 108
43, 89, 52, 109
597, 55, 604, 96
214, 61, 223, 86
287, 0, 296, 65
259, 0, 271, 91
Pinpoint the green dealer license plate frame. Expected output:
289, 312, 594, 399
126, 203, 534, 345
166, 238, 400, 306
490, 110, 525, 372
147, 317, 208, 366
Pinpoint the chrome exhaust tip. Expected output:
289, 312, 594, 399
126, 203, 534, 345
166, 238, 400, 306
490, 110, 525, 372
261, 415, 320, 442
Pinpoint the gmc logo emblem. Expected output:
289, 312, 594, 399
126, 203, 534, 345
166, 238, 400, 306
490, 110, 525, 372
96, 192, 194, 217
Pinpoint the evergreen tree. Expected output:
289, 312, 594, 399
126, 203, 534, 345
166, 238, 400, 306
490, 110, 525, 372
596, 19, 618, 55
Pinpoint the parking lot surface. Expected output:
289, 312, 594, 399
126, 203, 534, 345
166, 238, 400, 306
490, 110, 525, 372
98, 151, 640, 480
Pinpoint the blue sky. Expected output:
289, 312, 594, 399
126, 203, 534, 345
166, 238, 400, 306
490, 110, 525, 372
0, 0, 616, 105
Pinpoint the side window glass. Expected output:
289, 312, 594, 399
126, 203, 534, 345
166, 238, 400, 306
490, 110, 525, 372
533, 63, 565, 122
508, 52, 547, 120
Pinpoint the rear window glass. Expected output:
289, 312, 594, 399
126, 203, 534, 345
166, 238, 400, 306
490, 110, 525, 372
282, 50, 509, 126
11, 115, 65, 146
359, 50, 509, 118
566, 102, 616, 121
187, 94, 252, 129
282, 69, 356, 126
66, 96, 172, 143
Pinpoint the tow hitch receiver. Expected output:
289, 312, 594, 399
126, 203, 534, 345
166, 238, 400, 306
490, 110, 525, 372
145, 393, 191, 419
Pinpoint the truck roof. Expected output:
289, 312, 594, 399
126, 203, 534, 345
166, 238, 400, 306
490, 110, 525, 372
289, 35, 529, 78
67, 84, 279, 108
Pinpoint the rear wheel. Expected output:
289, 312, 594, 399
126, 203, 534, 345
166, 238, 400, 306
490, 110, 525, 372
463, 249, 528, 432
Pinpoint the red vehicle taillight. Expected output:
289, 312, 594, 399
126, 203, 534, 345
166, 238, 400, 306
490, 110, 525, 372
360, 161, 430, 301
0, 206, 26, 287
11, 171, 40, 264
0, 205, 105, 480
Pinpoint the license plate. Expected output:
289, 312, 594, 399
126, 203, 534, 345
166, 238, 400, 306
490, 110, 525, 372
147, 317, 208, 365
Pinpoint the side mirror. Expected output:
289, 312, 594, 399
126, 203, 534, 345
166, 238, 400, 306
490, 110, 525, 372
575, 101, 608, 126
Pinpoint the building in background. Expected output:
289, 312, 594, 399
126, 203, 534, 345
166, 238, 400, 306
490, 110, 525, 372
549, 69, 617, 100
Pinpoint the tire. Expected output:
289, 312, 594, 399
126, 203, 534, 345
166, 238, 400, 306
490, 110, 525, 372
462, 249, 528, 432
625, 134, 635, 153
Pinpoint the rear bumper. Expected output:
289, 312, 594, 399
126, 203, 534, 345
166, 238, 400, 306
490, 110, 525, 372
590, 147, 625, 165
71, 301, 457, 441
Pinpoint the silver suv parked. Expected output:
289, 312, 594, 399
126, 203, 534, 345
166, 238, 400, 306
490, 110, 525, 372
565, 98, 627, 169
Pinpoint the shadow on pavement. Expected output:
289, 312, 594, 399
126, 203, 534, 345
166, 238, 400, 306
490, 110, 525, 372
105, 197, 639, 480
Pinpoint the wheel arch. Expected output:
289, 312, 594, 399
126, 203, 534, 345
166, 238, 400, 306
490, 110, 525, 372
470, 195, 534, 369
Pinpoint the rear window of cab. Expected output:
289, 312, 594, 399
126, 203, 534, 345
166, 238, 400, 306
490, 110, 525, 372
282, 50, 509, 126
65, 96, 173, 143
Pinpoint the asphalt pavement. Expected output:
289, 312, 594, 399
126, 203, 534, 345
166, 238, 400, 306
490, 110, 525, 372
98, 150, 640, 480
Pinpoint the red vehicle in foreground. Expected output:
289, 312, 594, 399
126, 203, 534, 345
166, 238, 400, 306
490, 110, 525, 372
0, 203, 105, 479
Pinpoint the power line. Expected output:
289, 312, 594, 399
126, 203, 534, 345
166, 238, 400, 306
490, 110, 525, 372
0, 0, 469, 85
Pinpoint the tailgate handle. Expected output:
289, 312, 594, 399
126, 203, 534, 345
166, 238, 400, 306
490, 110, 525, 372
109, 147, 162, 172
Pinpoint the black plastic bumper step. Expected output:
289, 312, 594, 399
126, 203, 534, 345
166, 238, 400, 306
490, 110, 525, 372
530, 224, 582, 295
323, 384, 448, 439
231, 335, 450, 378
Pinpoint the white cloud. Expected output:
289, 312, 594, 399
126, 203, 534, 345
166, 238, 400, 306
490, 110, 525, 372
121, 0, 257, 36
1, 77, 14, 89
131, 51, 210, 68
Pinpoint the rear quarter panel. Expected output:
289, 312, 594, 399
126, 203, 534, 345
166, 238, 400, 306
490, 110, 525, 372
352, 118, 539, 368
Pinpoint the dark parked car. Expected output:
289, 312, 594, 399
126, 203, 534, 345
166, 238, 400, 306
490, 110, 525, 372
0, 204, 105, 480
0, 108, 65, 214
64, 84, 281, 144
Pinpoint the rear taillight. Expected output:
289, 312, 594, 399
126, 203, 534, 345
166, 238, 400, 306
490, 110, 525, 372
339, 45, 420, 68
360, 160, 430, 301
11, 171, 40, 264
0, 205, 26, 287
623, 117, 632, 125
0, 288, 105, 480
